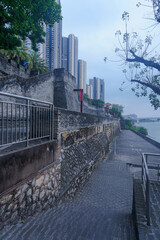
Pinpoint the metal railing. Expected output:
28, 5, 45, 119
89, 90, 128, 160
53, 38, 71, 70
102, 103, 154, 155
141, 153, 160, 226
0, 92, 53, 148
142, 153, 151, 225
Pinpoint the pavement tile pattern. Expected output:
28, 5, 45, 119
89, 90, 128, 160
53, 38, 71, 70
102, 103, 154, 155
0, 158, 136, 240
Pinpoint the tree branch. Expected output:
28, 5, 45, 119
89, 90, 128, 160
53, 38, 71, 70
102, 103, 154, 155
131, 79, 160, 94
126, 50, 160, 71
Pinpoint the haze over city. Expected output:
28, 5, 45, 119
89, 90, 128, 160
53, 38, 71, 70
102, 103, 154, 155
61, 0, 160, 118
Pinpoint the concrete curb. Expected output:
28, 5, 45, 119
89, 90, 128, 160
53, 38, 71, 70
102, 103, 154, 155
130, 130, 160, 149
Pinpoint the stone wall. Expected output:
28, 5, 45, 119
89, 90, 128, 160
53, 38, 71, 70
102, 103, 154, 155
60, 122, 120, 197
0, 72, 55, 103
0, 160, 61, 230
54, 69, 80, 111
0, 54, 30, 78
54, 68, 105, 116
60, 126, 107, 194
0, 141, 60, 194
0, 68, 105, 116
0, 120, 120, 229
83, 100, 105, 117
54, 107, 105, 137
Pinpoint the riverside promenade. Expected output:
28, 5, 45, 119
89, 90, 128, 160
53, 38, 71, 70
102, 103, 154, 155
0, 130, 160, 240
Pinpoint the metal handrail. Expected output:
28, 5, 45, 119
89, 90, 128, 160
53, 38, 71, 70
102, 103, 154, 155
0, 92, 54, 148
0, 91, 53, 105
142, 153, 160, 158
142, 153, 151, 226
141, 153, 160, 225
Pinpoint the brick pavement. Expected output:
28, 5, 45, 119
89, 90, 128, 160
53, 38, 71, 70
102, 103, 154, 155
1, 130, 160, 240
0, 159, 136, 240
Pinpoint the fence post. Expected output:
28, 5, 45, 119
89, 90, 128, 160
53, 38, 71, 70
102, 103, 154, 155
49, 105, 52, 141
142, 156, 144, 184
26, 99, 29, 147
146, 154, 148, 164
146, 179, 151, 226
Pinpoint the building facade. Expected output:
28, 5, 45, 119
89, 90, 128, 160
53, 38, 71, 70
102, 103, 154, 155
78, 60, 87, 93
62, 34, 78, 84
25, 0, 62, 71
86, 84, 93, 99
61, 37, 68, 70
46, 5, 62, 70
89, 77, 105, 101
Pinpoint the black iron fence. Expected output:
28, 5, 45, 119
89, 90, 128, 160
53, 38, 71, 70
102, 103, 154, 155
141, 153, 160, 226
142, 153, 150, 225
0, 92, 53, 147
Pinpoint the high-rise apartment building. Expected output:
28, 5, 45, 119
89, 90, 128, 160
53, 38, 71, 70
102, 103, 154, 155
25, 0, 62, 70
78, 60, 87, 93
62, 34, 78, 83
61, 37, 68, 70
37, 23, 47, 61
89, 77, 105, 101
74, 37, 78, 81
25, 27, 46, 61
46, 0, 62, 70
100, 79, 105, 102
86, 84, 93, 99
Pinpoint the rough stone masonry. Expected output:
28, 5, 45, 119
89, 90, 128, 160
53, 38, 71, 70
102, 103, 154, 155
0, 121, 120, 229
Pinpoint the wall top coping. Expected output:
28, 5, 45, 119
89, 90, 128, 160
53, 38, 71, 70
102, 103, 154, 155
0, 71, 54, 81
55, 107, 106, 119
54, 68, 76, 81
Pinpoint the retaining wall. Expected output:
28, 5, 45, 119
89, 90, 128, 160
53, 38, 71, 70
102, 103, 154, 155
0, 121, 120, 229
54, 107, 106, 137
0, 67, 105, 116
0, 72, 55, 103
0, 53, 30, 78
131, 130, 160, 149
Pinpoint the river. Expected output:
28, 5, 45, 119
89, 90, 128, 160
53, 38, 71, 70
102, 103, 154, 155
135, 121, 160, 143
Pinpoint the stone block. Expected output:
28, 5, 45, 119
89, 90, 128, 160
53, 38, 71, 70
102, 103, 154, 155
35, 175, 44, 188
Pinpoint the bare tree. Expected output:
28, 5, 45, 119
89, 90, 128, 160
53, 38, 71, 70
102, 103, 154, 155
113, 1, 160, 109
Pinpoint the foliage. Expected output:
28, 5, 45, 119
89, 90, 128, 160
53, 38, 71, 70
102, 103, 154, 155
0, 0, 62, 51
107, 104, 124, 119
136, 0, 160, 23
0, 43, 49, 74
0, 42, 29, 64
28, 52, 49, 74
125, 119, 133, 129
125, 119, 148, 135
132, 126, 148, 135
84, 94, 104, 107
113, 1, 160, 109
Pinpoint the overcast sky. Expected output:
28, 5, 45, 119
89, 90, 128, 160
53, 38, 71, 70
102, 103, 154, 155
61, 0, 160, 118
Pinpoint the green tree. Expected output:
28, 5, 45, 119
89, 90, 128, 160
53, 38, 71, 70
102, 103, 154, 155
0, 0, 62, 50
28, 51, 49, 74
124, 119, 148, 135
108, 1, 160, 109
84, 94, 104, 107
1, 42, 29, 64
125, 119, 133, 129
109, 104, 123, 119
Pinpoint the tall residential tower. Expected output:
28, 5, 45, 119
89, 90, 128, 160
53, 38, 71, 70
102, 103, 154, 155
46, 0, 62, 70
62, 34, 78, 83
89, 77, 105, 101
78, 60, 87, 93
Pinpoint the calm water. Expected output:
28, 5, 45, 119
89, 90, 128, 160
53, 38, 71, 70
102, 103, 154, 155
135, 122, 160, 143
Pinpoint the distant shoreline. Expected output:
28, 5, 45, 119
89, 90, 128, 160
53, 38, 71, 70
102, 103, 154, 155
135, 121, 160, 143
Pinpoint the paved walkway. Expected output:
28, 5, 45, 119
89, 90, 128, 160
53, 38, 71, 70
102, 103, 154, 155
0, 130, 160, 240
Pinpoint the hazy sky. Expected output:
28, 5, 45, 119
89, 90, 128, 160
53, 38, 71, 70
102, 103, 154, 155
61, 0, 160, 118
